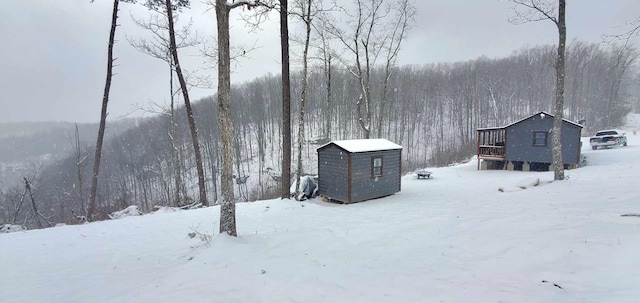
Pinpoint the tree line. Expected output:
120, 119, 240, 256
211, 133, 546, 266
1, 40, 636, 228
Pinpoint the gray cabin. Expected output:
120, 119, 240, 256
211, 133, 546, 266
477, 111, 583, 171
317, 139, 402, 203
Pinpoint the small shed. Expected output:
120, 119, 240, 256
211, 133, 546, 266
317, 139, 402, 203
477, 111, 583, 171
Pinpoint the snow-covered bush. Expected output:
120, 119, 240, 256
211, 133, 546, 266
1, 224, 27, 233
108, 205, 142, 220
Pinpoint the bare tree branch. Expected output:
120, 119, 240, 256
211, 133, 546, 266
603, 16, 640, 44
509, 0, 558, 26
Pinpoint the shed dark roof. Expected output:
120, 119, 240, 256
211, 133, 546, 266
477, 111, 584, 131
319, 139, 402, 153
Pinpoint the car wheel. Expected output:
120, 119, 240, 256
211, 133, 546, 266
592, 146, 598, 150
623, 141, 627, 146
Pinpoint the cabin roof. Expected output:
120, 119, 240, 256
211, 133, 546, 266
319, 139, 402, 153
477, 111, 584, 131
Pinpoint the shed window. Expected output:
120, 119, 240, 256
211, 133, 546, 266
532, 131, 548, 147
372, 156, 383, 177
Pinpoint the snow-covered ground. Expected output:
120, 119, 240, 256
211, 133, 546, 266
1, 117, 640, 303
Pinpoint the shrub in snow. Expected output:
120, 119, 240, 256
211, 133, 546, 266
1, 224, 27, 233
152, 206, 181, 213
108, 205, 142, 220
188, 226, 213, 248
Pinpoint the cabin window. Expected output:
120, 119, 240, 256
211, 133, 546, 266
532, 131, 548, 147
372, 156, 383, 177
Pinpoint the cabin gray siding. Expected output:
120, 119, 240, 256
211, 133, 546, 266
317, 145, 349, 202
349, 150, 401, 203
505, 115, 582, 165
317, 140, 402, 203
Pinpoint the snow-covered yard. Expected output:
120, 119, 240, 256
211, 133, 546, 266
1, 123, 639, 303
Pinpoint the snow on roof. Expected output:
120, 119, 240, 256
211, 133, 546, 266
477, 111, 584, 131
324, 139, 402, 153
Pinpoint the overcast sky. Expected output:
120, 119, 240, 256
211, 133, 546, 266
1, 0, 638, 123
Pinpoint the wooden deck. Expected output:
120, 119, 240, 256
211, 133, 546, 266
477, 128, 506, 160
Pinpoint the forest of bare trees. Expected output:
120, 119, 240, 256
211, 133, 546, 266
1, 39, 637, 227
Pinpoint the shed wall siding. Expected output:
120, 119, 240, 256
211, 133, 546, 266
506, 116, 581, 164
317, 145, 349, 202
350, 150, 401, 203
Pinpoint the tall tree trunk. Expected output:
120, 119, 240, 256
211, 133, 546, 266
551, 0, 566, 181
165, 0, 208, 206
294, 0, 312, 199
203, 137, 219, 203
168, 59, 185, 207
377, 66, 391, 138
88, 0, 120, 221
73, 123, 85, 213
324, 52, 332, 141
355, 70, 371, 138
281, 0, 292, 199
216, 0, 237, 236
234, 133, 246, 201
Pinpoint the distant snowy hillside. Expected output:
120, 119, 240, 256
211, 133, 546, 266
0, 119, 138, 188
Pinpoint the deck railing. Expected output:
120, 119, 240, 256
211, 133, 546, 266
478, 145, 505, 159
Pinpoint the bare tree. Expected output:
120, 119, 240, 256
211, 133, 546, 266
157, 0, 210, 206
609, 43, 637, 124
602, 13, 640, 118
68, 123, 89, 222
88, 0, 133, 220
327, 0, 382, 138
305, 10, 336, 141
291, 0, 313, 199
376, 0, 414, 138
71, 123, 88, 214
212, 0, 280, 234
128, 4, 200, 207
317, 26, 334, 141
23, 177, 52, 229
281, 0, 292, 199
326, 0, 415, 139
214, 0, 241, 236
511, 0, 566, 180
